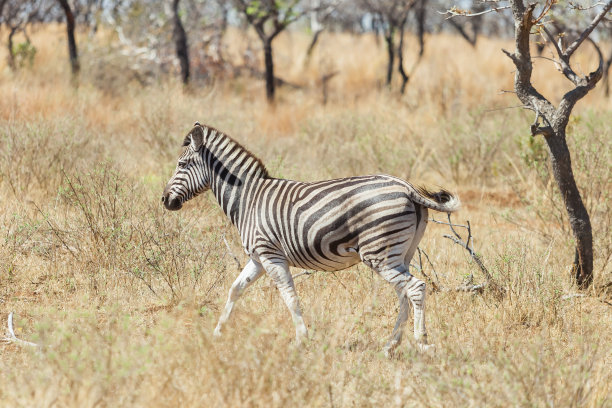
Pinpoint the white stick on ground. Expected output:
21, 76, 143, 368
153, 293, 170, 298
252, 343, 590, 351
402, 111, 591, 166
3, 312, 39, 348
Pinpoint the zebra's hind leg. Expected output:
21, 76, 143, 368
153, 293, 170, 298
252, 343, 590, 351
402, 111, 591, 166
372, 264, 418, 357
214, 259, 265, 337
403, 204, 434, 352
260, 257, 309, 344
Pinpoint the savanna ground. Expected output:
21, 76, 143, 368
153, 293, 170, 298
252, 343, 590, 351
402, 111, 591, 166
0, 24, 611, 407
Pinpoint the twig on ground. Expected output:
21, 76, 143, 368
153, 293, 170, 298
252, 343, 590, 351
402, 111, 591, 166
2, 312, 39, 348
561, 293, 587, 300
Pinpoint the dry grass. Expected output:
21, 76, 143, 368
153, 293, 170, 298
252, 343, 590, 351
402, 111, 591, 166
0, 25, 611, 407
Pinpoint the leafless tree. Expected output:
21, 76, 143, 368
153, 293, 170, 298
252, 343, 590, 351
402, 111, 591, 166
234, 0, 309, 103
172, 0, 189, 85
604, 43, 612, 96
304, 0, 341, 63
414, 0, 426, 56
497, 0, 612, 288
361, 0, 420, 93
0, 0, 48, 70
446, 0, 483, 47
57, 0, 80, 76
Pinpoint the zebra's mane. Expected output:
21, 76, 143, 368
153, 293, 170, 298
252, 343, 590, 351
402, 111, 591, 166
203, 125, 270, 179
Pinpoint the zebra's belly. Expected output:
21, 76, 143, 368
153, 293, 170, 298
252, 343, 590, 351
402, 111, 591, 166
282, 240, 362, 271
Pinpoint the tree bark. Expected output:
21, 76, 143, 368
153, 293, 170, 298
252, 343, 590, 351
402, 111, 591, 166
398, 22, 409, 94
7, 27, 17, 71
305, 29, 322, 62
172, 0, 189, 85
263, 39, 275, 103
57, 0, 79, 76
546, 127, 593, 288
603, 46, 612, 97
415, 0, 426, 57
384, 28, 395, 86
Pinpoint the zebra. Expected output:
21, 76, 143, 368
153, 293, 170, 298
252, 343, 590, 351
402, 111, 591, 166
161, 122, 460, 355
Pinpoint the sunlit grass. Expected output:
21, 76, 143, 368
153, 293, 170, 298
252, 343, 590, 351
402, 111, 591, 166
0, 25, 610, 407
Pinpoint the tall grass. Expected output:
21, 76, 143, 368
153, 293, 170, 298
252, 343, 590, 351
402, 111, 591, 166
0, 26, 610, 407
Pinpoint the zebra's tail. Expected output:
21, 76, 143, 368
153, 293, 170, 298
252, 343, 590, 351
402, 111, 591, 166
410, 185, 461, 213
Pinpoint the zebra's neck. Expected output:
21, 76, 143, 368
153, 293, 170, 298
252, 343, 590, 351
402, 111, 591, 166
203, 128, 269, 226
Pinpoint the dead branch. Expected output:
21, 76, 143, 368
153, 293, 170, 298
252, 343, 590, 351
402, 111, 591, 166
561, 293, 587, 300
430, 214, 505, 297
411, 247, 441, 291
2, 312, 39, 348
441, 5, 510, 19
562, 1, 612, 59
568, 1, 607, 10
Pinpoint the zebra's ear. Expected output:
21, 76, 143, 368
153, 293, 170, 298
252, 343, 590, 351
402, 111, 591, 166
190, 125, 205, 150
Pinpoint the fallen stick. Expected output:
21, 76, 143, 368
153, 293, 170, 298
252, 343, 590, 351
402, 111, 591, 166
3, 312, 39, 348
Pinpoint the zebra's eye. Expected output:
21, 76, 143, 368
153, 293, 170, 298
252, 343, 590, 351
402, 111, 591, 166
178, 160, 188, 169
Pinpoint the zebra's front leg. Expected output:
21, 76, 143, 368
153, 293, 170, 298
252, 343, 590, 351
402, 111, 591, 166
214, 259, 265, 337
260, 257, 308, 344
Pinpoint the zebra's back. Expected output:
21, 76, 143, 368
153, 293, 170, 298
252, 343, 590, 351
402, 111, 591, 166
249, 175, 420, 271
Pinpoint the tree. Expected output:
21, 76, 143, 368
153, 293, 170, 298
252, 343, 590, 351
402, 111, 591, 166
0, 0, 49, 70
361, 0, 419, 93
446, 0, 483, 47
234, 0, 306, 103
172, 0, 189, 85
57, 0, 80, 76
498, 0, 611, 288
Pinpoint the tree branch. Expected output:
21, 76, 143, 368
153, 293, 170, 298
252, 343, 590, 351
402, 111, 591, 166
441, 5, 510, 19
563, 0, 612, 59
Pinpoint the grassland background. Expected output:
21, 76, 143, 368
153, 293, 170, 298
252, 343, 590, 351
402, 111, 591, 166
0, 24, 611, 407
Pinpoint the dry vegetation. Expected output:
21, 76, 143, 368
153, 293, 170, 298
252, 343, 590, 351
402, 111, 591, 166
1, 24, 611, 407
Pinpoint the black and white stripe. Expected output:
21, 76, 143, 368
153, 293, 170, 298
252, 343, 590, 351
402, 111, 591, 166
162, 123, 460, 355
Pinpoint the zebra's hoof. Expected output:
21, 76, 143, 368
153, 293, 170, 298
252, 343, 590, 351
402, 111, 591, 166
417, 343, 436, 354
383, 340, 399, 358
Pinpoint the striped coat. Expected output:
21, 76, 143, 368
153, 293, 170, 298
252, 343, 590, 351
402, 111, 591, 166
162, 123, 460, 355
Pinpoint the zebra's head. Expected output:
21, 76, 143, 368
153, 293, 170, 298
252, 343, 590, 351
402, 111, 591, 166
161, 122, 209, 211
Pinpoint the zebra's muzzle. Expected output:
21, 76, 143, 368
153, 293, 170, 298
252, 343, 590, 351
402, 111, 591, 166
161, 195, 183, 211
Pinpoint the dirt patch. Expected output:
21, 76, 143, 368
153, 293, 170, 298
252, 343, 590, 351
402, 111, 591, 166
458, 189, 522, 210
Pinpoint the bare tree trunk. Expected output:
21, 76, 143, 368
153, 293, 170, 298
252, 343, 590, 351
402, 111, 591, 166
57, 0, 79, 76
384, 28, 395, 86
172, 0, 189, 85
546, 127, 593, 287
0, 0, 7, 20
415, 0, 426, 57
398, 22, 409, 94
604, 46, 612, 97
263, 39, 275, 103
7, 26, 17, 71
305, 29, 322, 61
448, 19, 478, 47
